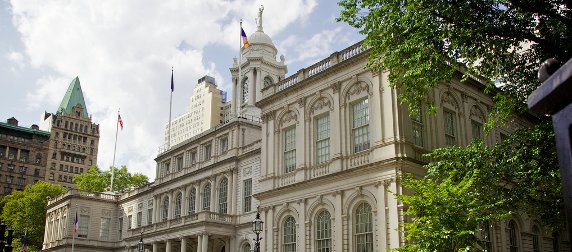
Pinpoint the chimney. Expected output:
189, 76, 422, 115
7, 117, 18, 126
31, 124, 39, 130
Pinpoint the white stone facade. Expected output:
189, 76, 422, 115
42, 8, 569, 252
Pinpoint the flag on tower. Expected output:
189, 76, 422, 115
241, 28, 249, 48
118, 114, 124, 130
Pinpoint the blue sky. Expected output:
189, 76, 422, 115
0, 0, 363, 180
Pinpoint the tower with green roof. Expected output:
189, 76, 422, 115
40, 77, 100, 190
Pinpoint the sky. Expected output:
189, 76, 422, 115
0, 0, 363, 181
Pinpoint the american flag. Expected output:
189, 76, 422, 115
73, 210, 79, 233
118, 114, 124, 130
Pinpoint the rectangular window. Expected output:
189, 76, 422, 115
471, 120, 483, 140
137, 211, 142, 227
283, 127, 296, 173
118, 217, 123, 240
6, 176, 13, 184
411, 107, 424, 147
127, 215, 132, 229
315, 115, 330, 164
220, 136, 229, 152
17, 177, 25, 185
191, 150, 197, 164
79, 215, 89, 238
99, 218, 110, 241
175, 155, 183, 171
204, 143, 212, 161
444, 110, 457, 146
352, 99, 370, 153
243, 179, 252, 213
147, 206, 153, 225
164, 162, 170, 175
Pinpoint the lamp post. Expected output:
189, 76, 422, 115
252, 209, 263, 252
0, 221, 14, 252
137, 231, 144, 252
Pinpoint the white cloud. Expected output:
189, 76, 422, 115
9, 0, 318, 180
278, 27, 348, 65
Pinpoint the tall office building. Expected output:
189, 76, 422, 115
40, 77, 100, 189
0, 117, 50, 196
164, 75, 225, 148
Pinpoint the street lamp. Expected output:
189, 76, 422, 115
252, 208, 263, 252
137, 231, 144, 252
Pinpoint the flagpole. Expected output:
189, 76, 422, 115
168, 67, 174, 149
110, 108, 120, 193
238, 19, 243, 118
22, 228, 27, 252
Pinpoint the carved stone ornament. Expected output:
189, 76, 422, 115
262, 110, 275, 122
310, 97, 332, 114
470, 106, 485, 121
102, 209, 112, 216
441, 91, 458, 109
281, 111, 297, 125
80, 207, 90, 214
330, 81, 341, 93
298, 97, 306, 108
347, 82, 369, 98
244, 167, 252, 176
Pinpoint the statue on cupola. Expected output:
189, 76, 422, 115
230, 5, 288, 119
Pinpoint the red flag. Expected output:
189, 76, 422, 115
118, 114, 124, 130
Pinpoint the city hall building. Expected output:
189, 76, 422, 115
42, 9, 569, 252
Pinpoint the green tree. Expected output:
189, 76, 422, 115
0, 181, 65, 250
338, 0, 570, 250
74, 165, 149, 193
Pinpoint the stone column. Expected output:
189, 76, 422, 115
169, 190, 174, 220
229, 236, 236, 252
334, 191, 343, 252
166, 239, 172, 252
230, 170, 237, 215
210, 179, 216, 212
152, 242, 158, 252
197, 234, 203, 252
181, 237, 187, 252
201, 234, 208, 252
237, 77, 243, 112
224, 237, 230, 252
248, 69, 255, 106
232, 77, 237, 116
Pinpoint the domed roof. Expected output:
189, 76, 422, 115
249, 30, 276, 49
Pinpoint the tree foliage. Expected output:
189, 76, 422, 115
397, 121, 562, 251
338, 0, 571, 120
74, 165, 149, 193
0, 181, 65, 250
338, 0, 569, 250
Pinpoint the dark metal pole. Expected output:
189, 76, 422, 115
528, 58, 572, 242
0, 221, 6, 251
4, 228, 13, 252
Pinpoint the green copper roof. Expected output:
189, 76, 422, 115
58, 77, 88, 118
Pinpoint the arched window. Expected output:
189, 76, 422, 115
203, 183, 211, 210
243, 243, 251, 252
355, 202, 373, 252
508, 220, 519, 252
161, 196, 169, 221
174, 192, 182, 218
218, 178, 228, 214
188, 188, 196, 214
242, 78, 249, 104
316, 210, 332, 252
283, 216, 296, 252
532, 226, 541, 252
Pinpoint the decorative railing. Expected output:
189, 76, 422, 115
347, 150, 370, 169
48, 189, 120, 205
280, 172, 296, 186
277, 75, 299, 91
309, 163, 330, 179
269, 41, 368, 95
308, 59, 331, 77
412, 147, 430, 163
185, 213, 198, 222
